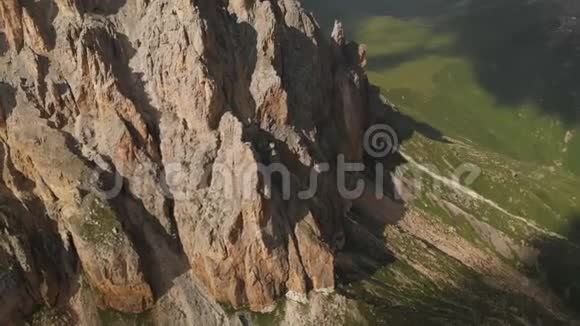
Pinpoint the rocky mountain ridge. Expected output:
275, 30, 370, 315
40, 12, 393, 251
0, 0, 373, 324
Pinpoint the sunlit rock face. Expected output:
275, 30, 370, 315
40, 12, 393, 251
0, 0, 370, 322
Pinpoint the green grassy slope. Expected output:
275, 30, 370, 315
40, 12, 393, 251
301, 0, 580, 323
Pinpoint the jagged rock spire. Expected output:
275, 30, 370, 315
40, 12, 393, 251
331, 20, 346, 46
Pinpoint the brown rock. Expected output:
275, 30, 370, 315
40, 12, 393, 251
0, 0, 23, 53
21, 7, 49, 54
68, 195, 154, 313
0, 0, 372, 319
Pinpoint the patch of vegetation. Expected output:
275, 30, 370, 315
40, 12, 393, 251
343, 233, 561, 325
98, 308, 154, 326
566, 133, 580, 176
25, 306, 73, 326
250, 304, 285, 326
77, 196, 123, 247
0, 255, 13, 276
219, 298, 286, 326
0, 264, 9, 275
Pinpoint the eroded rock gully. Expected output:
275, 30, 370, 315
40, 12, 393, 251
0, 0, 373, 323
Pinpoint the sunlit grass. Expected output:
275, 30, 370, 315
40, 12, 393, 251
358, 15, 571, 166
357, 16, 454, 57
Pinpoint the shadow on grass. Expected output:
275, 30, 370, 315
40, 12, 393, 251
533, 213, 580, 316
303, 0, 580, 126
338, 265, 570, 325
445, 0, 580, 127
335, 83, 451, 299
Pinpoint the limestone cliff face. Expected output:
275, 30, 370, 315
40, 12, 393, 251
0, 0, 369, 322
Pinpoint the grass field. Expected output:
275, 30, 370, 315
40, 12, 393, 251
304, 0, 580, 167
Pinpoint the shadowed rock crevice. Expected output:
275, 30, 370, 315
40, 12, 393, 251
108, 32, 161, 156
110, 187, 190, 299
76, 0, 128, 16
0, 143, 81, 322
26, 0, 59, 51
0, 33, 8, 56
0, 83, 17, 125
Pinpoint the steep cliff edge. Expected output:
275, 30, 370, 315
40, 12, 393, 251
0, 0, 371, 323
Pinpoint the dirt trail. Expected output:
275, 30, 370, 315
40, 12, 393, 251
398, 151, 570, 242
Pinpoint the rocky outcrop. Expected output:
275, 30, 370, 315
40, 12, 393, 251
0, 0, 370, 322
